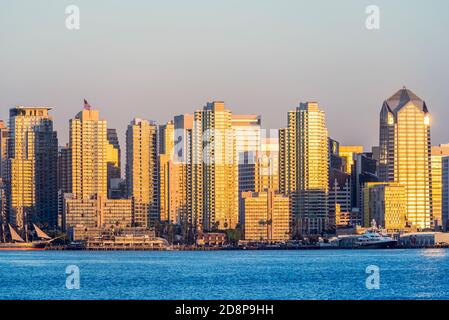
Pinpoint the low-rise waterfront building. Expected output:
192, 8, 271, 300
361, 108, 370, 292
399, 232, 449, 247
196, 232, 227, 246
241, 190, 290, 242
63, 194, 132, 232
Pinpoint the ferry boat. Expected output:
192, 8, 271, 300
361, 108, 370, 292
355, 220, 397, 249
0, 224, 54, 251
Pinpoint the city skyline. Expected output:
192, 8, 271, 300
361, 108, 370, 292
3, 1, 449, 307
0, 86, 440, 156
0, 88, 446, 153
2, 86, 447, 237
1, 0, 449, 241
1, 1, 449, 150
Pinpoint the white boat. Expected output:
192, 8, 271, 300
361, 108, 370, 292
355, 220, 397, 249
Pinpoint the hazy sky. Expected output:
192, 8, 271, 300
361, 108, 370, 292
1, 0, 449, 150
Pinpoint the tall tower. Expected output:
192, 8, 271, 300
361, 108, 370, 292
7, 107, 58, 229
69, 102, 107, 199
430, 144, 449, 230
442, 156, 449, 231
57, 145, 71, 195
159, 121, 176, 223
106, 128, 121, 197
193, 101, 238, 231
0, 121, 7, 239
280, 102, 329, 235
379, 88, 432, 229
0, 120, 8, 181
379, 102, 395, 182
232, 115, 261, 224
159, 121, 174, 157
232, 114, 261, 194
126, 118, 158, 227
173, 114, 194, 227
258, 137, 279, 192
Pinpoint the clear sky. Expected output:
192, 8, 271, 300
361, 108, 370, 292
1, 0, 448, 150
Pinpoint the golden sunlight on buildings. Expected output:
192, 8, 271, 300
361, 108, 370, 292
339, 146, 364, 174
431, 144, 449, 230
363, 182, 407, 232
241, 190, 290, 242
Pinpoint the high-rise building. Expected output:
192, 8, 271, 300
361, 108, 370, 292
126, 118, 159, 227
69, 104, 107, 199
379, 102, 395, 182
0, 178, 6, 242
57, 145, 71, 227
232, 114, 261, 225
328, 168, 351, 230
327, 139, 351, 230
340, 146, 364, 174
280, 102, 329, 235
193, 101, 238, 231
57, 145, 71, 195
351, 152, 378, 213
63, 193, 132, 237
371, 146, 381, 164
328, 138, 344, 172
232, 115, 261, 194
363, 182, 407, 232
158, 121, 181, 224
64, 102, 126, 232
0, 121, 8, 238
442, 156, 449, 231
241, 190, 290, 242
173, 114, 194, 226
431, 144, 449, 230
0, 120, 8, 180
159, 155, 178, 223
258, 137, 279, 192
106, 128, 121, 198
159, 121, 174, 157
7, 107, 58, 229
107, 178, 126, 200
379, 88, 432, 229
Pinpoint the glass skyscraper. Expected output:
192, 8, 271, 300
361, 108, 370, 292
280, 102, 329, 236
379, 88, 432, 230
7, 107, 58, 229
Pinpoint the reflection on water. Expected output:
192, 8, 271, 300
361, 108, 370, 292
419, 249, 448, 258
1, 249, 449, 300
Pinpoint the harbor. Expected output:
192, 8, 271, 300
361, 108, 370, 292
3, 220, 449, 251
2, 249, 449, 300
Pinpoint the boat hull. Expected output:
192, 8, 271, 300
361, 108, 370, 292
355, 240, 397, 249
0, 242, 47, 251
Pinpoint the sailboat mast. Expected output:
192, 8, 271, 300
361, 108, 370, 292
1, 222, 5, 243
1, 223, 5, 243
24, 210, 29, 243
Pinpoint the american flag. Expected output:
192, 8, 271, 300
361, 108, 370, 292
83, 99, 91, 110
